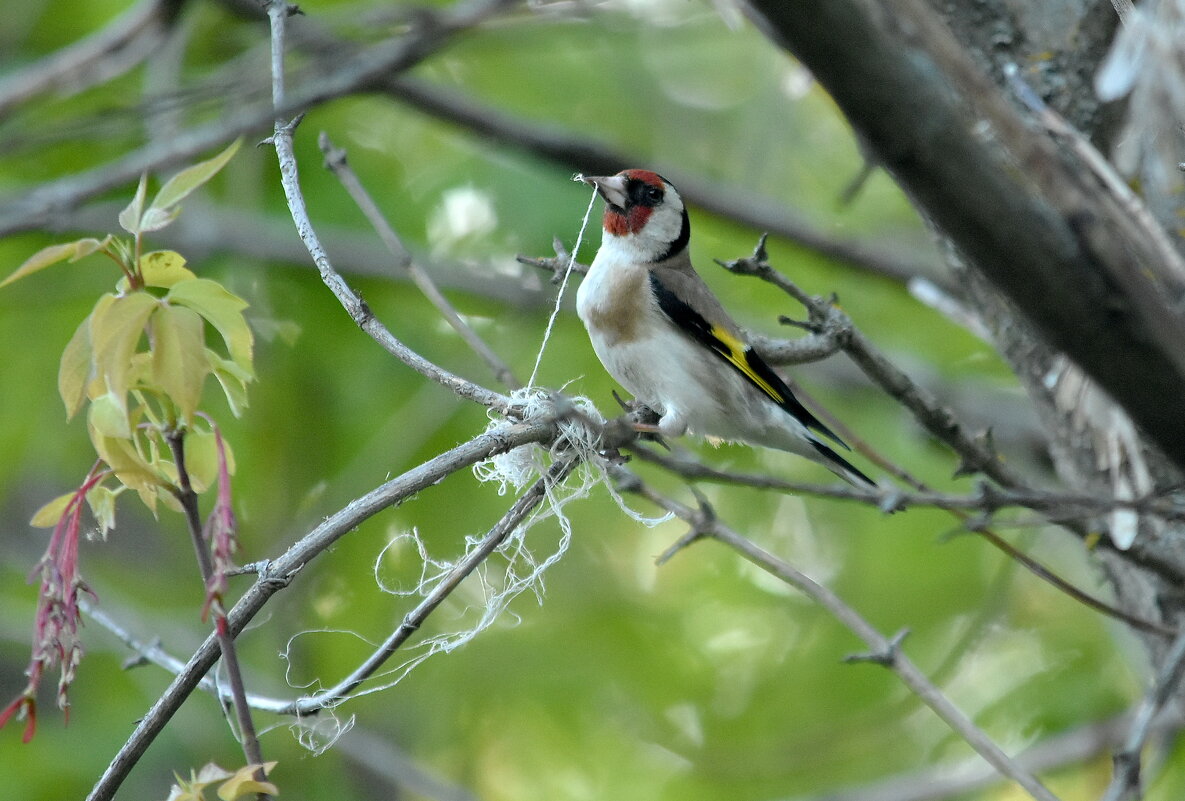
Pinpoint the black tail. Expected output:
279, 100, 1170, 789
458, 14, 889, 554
809, 438, 875, 487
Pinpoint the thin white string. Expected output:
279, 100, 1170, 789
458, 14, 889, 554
527, 183, 598, 388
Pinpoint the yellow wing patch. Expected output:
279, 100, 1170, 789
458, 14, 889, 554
709, 325, 784, 403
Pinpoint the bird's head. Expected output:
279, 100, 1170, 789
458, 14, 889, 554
580, 169, 689, 263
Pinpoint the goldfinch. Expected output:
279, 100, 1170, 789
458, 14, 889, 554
575, 169, 874, 487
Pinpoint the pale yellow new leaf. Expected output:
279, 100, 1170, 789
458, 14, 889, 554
140, 251, 196, 288
29, 492, 76, 528
161, 762, 233, 801
216, 762, 278, 801
85, 485, 118, 540
90, 292, 159, 406
119, 174, 149, 235
90, 432, 160, 497
168, 279, 254, 373
151, 304, 208, 422
138, 205, 181, 234
59, 315, 94, 419
0, 237, 110, 288
88, 391, 132, 439
148, 139, 242, 217
185, 428, 218, 493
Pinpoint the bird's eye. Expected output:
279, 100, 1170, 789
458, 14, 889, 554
645, 186, 663, 202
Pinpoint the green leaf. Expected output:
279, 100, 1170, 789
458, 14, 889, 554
207, 350, 251, 417
148, 139, 242, 217
90, 292, 159, 406
119, 174, 149, 235
151, 304, 208, 422
168, 279, 254, 373
30, 492, 75, 528
89, 391, 132, 439
0, 237, 110, 288
59, 315, 94, 419
185, 428, 218, 493
140, 251, 196, 288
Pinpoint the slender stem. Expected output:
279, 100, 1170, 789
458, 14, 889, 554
281, 457, 577, 715
624, 474, 1061, 801
165, 431, 268, 786
318, 133, 522, 390
264, 0, 513, 413
87, 421, 554, 801
1101, 628, 1185, 801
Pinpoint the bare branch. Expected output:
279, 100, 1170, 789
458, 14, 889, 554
0, 0, 180, 118
318, 132, 521, 389
780, 711, 1182, 801
1102, 628, 1185, 801
719, 239, 1025, 489
85, 420, 555, 801
619, 470, 1062, 801
278, 457, 578, 716
263, 1, 518, 413
164, 432, 267, 777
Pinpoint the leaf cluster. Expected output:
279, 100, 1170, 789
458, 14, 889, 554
4, 140, 252, 519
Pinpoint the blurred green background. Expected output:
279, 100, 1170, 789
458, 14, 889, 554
0, 1, 1167, 800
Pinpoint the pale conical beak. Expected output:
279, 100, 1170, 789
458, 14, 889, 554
579, 174, 629, 209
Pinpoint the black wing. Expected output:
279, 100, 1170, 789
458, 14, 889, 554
647, 271, 849, 450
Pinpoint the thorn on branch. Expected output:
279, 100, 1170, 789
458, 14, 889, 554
877, 487, 905, 515
279, 112, 306, 136
516, 237, 587, 284
656, 488, 717, 565
261, 0, 303, 18
259, 560, 298, 589
714, 233, 771, 277
319, 131, 347, 170
656, 528, 707, 566
121, 653, 151, 671
777, 314, 821, 334
844, 628, 910, 666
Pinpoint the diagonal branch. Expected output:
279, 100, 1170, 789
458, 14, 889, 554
1101, 627, 1185, 801
278, 456, 577, 716
85, 420, 555, 801
263, 0, 519, 413
0, 0, 182, 118
619, 470, 1062, 801
318, 132, 521, 389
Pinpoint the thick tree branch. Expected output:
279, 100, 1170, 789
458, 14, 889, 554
745, 0, 1185, 473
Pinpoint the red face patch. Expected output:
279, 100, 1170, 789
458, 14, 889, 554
604, 205, 653, 236
603, 169, 665, 235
